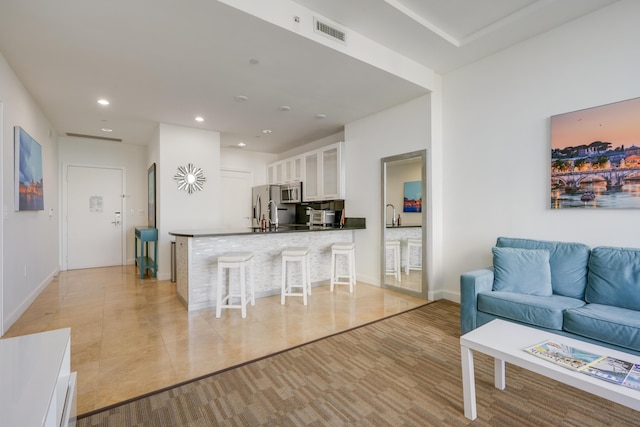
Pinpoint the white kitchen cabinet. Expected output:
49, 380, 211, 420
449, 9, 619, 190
303, 151, 319, 200
267, 161, 284, 184
0, 328, 77, 427
267, 155, 304, 185
303, 142, 344, 201
322, 144, 340, 199
268, 143, 343, 198
283, 160, 291, 182
290, 156, 304, 182
267, 163, 276, 185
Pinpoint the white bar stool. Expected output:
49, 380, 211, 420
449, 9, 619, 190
330, 242, 356, 293
385, 240, 401, 282
406, 238, 422, 275
216, 251, 254, 318
281, 247, 311, 305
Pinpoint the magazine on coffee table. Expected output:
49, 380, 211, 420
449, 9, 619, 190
622, 364, 640, 390
525, 340, 640, 391
583, 356, 634, 384
524, 340, 605, 371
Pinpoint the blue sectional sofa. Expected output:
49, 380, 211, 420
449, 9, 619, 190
460, 237, 640, 356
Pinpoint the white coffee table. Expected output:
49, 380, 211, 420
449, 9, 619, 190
460, 319, 640, 420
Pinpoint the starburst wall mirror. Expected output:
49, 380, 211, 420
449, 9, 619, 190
174, 163, 206, 194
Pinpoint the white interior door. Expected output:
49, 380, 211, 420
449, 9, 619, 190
66, 166, 124, 269
221, 169, 253, 229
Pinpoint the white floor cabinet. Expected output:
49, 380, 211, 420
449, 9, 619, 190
1, 328, 77, 427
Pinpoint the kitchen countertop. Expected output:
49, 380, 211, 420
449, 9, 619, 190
169, 223, 365, 238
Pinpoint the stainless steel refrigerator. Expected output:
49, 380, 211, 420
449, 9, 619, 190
251, 185, 295, 227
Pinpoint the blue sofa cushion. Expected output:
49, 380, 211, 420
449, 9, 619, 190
492, 247, 552, 296
564, 304, 640, 352
478, 291, 585, 330
496, 237, 590, 299
586, 246, 640, 311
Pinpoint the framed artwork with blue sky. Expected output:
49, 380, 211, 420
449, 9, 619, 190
14, 126, 44, 211
403, 181, 422, 212
551, 97, 640, 209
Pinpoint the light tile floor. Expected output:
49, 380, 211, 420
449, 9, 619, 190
2, 265, 428, 415
384, 269, 422, 292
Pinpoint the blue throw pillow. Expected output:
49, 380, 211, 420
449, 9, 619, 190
586, 246, 640, 311
492, 247, 553, 296
496, 237, 589, 299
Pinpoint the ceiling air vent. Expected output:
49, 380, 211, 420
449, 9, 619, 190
314, 17, 347, 44
66, 132, 122, 142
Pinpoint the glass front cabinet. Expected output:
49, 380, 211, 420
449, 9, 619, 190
303, 142, 344, 201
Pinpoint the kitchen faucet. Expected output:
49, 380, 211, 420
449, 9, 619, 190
386, 203, 396, 227
267, 200, 279, 230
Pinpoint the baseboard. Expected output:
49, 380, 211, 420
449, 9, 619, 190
156, 272, 172, 281
430, 289, 460, 304
3, 267, 59, 335
357, 274, 380, 286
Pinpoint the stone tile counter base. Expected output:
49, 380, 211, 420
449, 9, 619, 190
175, 230, 355, 311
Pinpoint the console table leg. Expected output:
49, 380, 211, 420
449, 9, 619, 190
461, 344, 477, 420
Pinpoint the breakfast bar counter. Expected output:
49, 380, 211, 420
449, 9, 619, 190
169, 223, 365, 311
169, 223, 364, 238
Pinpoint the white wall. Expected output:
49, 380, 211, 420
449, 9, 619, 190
157, 124, 220, 280
58, 137, 148, 265
344, 94, 433, 287
0, 53, 59, 334
220, 147, 276, 186
441, 0, 640, 301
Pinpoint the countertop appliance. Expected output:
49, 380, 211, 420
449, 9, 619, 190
309, 209, 337, 227
252, 185, 295, 228
279, 182, 302, 204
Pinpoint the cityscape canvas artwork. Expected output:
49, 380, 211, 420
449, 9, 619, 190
403, 181, 422, 212
14, 126, 44, 211
551, 97, 640, 209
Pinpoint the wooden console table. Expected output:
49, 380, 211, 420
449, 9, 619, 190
135, 227, 158, 278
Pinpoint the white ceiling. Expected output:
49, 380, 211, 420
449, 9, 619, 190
0, 0, 617, 153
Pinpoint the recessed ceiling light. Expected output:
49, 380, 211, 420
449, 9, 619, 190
101, 128, 113, 132
97, 99, 110, 106
279, 105, 291, 111
315, 113, 327, 119
195, 116, 204, 122
235, 95, 249, 102
262, 129, 272, 134
238, 142, 246, 147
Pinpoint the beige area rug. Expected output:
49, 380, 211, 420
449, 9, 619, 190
76, 300, 639, 426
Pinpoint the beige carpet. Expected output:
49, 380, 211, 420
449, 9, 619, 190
76, 300, 639, 426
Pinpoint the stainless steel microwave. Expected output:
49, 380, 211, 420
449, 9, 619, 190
280, 182, 302, 203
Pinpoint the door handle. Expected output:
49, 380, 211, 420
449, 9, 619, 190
112, 212, 121, 225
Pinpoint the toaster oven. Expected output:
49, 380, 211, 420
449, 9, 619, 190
309, 209, 336, 226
